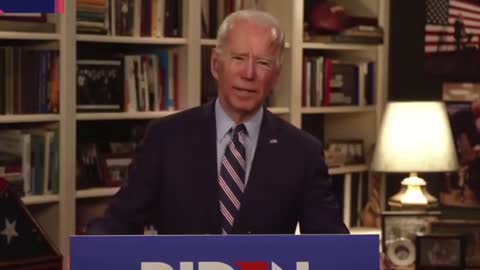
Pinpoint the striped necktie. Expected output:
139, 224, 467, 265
219, 124, 247, 234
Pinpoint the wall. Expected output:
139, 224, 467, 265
389, 0, 444, 101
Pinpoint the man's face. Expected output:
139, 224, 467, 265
211, 19, 281, 120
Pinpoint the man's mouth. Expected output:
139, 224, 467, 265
234, 87, 256, 94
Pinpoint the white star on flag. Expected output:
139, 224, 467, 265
1, 218, 19, 245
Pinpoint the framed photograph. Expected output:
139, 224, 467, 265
430, 220, 480, 268
109, 142, 136, 154
424, 0, 480, 81
77, 142, 102, 189
416, 234, 465, 270
382, 211, 441, 267
325, 139, 365, 167
99, 154, 133, 187
441, 83, 480, 210
76, 59, 124, 112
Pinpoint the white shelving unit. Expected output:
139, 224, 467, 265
0, 8, 76, 256
0, 0, 389, 260
0, 114, 61, 124
76, 187, 120, 199
76, 111, 177, 121
302, 42, 381, 51
201, 38, 291, 48
0, 32, 61, 40
288, 0, 389, 234
21, 194, 60, 205
329, 164, 369, 175
77, 34, 187, 45
301, 106, 377, 114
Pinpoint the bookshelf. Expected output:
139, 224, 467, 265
0, 32, 61, 40
76, 187, 120, 199
21, 194, 60, 205
76, 111, 177, 121
0, 8, 75, 258
0, 0, 388, 259
302, 42, 380, 51
301, 105, 377, 114
0, 114, 61, 123
76, 35, 187, 44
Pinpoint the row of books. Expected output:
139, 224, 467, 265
0, 47, 60, 115
302, 56, 375, 107
201, 0, 257, 39
77, 49, 180, 112
0, 125, 60, 197
77, 0, 182, 37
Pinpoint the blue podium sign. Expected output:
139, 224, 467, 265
71, 235, 379, 270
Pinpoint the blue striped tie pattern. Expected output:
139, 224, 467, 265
219, 124, 247, 234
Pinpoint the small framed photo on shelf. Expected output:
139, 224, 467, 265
77, 142, 102, 189
430, 220, 480, 268
109, 142, 136, 154
99, 154, 133, 187
416, 233, 465, 270
382, 211, 441, 268
325, 139, 365, 167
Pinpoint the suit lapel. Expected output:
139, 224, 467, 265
197, 101, 221, 233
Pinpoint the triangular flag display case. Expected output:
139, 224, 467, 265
0, 178, 62, 270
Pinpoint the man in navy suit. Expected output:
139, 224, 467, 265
88, 9, 348, 235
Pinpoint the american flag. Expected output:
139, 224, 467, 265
425, 0, 480, 53
0, 178, 61, 266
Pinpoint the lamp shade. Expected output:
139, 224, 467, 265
371, 101, 458, 172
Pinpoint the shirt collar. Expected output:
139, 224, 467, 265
215, 99, 263, 141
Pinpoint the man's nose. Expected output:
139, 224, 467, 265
240, 58, 255, 80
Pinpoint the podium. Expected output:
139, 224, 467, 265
71, 234, 379, 270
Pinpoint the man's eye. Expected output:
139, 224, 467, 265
233, 56, 244, 60
257, 60, 271, 67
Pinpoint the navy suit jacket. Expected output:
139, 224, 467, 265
88, 101, 348, 235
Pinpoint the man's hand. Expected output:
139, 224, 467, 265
63, 255, 70, 270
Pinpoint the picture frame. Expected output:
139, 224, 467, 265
99, 154, 133, 187
381, 211, 441, 268
424, 0, 480, 81
441, 83, 480, 210
325, 139, 365, 167
416, 233, 465, 270
77, 142, 103, 189
76, 59, 124, 112
430, 220, 480, 268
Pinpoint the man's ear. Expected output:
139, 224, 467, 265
210, 48, 221, 80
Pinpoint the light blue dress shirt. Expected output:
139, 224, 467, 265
215, 99, 263, 185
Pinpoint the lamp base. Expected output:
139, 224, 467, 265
388, 173, 438, 209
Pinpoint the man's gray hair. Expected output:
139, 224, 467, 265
215, 9, 285, 65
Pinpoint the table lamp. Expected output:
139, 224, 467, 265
371, 101, 458, 208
